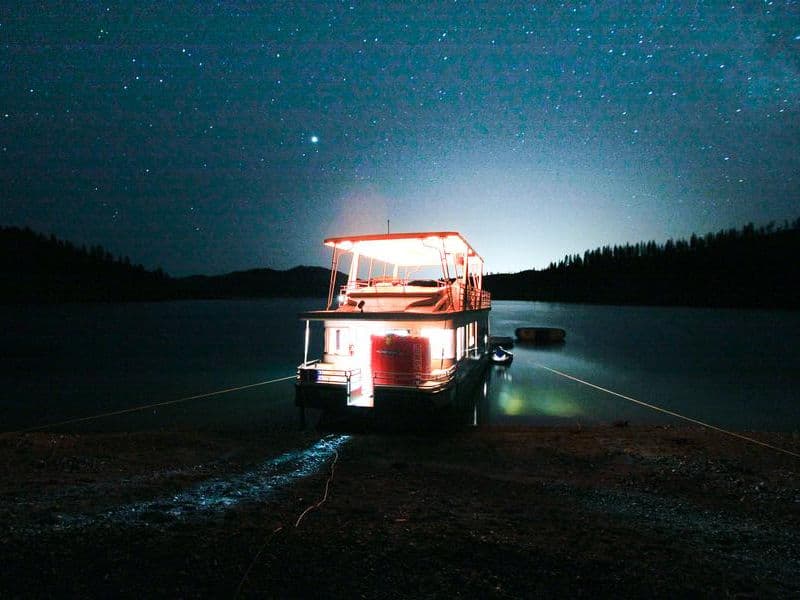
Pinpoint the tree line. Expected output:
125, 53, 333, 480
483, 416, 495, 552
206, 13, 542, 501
0, 226, 171, 302
484, 219, 800, 309
0, 226, 338, 303
3, 219, 798, 307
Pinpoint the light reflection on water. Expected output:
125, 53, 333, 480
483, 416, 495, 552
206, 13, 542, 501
488, 301, 800, 430
0, 299, 798, 432
49, 435, 350, 531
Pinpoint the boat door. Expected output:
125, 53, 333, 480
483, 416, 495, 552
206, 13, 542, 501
348, 326, 374, 407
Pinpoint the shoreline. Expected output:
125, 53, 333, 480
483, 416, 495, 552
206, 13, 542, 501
1, 424, 798, 596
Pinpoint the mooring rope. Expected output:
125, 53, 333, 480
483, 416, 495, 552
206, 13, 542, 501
234, 524, 284, 598
235, 448, 341, 598
535, 362, 800, 460
294, 448, 340, 527
1, 375, 296, 437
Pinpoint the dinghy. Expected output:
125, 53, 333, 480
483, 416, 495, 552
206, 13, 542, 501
515, 327, 566, 344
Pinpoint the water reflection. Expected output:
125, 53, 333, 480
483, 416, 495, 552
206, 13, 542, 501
493, 377, 583, 419
487, 301, 800, 430
487, 363, 580, 423
44, 435, 350, 532
2, 299, 798, 432
486, 342, 659, 426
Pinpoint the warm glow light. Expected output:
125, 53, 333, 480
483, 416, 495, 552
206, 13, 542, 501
322, 232, 483, 268
498, 392, 525, 415
386, 329, 410, 336
496, 389, 582, 418
422, 327, 455, 359
355, 238, 442, 266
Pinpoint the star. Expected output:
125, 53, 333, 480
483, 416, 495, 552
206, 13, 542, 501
1, 2, 797, 277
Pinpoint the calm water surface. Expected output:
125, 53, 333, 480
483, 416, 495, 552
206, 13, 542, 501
2, 299, 798, 431
489, 301, 800, 430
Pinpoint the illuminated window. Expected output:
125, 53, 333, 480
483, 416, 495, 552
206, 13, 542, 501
422, 327, 455, 359
326, 327, 351, 355
467, 322, 476, 349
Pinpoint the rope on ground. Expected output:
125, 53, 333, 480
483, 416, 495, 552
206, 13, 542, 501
294, 449, 339, 527
234, 525, 284, 599
535, 362, 800, 460
234, 448, 341, 598
1, 375, 296, 437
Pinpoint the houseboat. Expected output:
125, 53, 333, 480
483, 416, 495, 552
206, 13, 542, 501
295, 231, 491, 419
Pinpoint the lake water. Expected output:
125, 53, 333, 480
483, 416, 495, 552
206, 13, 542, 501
2, 299, 799, 432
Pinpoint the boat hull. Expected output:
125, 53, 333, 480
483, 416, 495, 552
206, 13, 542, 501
295, 352, 489, 417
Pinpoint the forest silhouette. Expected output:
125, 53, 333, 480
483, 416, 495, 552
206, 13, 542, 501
0, 226, 170, 302
1, 219, 798, 308
484, 219, 800, 309
0, 226, 335, 302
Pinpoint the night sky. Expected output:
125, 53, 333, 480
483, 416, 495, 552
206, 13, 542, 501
2, 2, 798, 275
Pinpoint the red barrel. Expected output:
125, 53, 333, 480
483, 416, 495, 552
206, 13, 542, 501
371, 334, 430, 385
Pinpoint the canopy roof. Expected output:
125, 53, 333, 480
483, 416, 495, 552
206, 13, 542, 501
324, 231, 483, 267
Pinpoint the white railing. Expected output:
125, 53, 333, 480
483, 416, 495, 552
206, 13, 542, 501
297, 363, 362, 395
336, 280, 490, 312
372, 365, 457, 390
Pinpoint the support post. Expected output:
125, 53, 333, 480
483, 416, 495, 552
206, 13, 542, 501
303, 320, 310, 365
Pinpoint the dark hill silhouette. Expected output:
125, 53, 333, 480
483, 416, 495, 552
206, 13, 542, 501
0, 226, 171, 302
484, 219, 800, 309
0, 227, 340, 303
3, 220, 798, 308
175, 265, 342, 299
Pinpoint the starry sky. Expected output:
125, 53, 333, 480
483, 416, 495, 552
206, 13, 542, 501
2, 2, 798, 276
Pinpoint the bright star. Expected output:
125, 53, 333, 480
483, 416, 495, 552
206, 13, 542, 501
310, 135, 319, 144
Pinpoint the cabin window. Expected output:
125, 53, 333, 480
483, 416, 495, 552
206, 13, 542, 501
456, 326, 465, 359
386, 329, 410, 337
326, 327, 351, 355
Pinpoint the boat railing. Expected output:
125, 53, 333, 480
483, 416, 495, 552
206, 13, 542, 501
342, 278, 448, 293
336, 280, 489, 312
297, 364, 362, 393
372, 364, 457, 390
466, 287, 491, 310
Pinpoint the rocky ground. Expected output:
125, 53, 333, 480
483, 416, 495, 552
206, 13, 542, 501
1, 424, 799, 598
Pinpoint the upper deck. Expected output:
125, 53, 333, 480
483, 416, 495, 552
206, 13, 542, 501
309, 231, 491, 317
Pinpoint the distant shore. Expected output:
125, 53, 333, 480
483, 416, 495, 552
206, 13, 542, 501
3, 222, 798, 308
1, 424, 798, 597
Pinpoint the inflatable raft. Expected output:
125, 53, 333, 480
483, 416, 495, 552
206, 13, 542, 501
515, 327, 566, 344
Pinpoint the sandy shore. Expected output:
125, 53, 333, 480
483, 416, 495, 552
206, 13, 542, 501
1, 424, 799, 597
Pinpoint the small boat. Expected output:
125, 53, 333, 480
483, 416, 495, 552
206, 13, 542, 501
490, 346, 513, 366
515, 327, 566, 344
